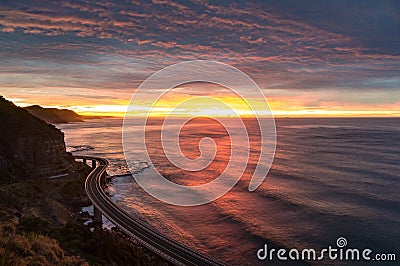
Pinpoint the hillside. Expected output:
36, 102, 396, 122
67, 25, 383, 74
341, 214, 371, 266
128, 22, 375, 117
0, 97, 76, 183
24, 105, 84, 124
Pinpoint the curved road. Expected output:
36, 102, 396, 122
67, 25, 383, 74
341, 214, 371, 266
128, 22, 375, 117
75, 155, 223, 266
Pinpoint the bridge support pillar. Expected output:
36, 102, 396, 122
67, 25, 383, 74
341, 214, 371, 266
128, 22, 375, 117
91, 159, 96, 169
83, 158, 87, 165
100, 172, 106, 186
93, 205, 102, 223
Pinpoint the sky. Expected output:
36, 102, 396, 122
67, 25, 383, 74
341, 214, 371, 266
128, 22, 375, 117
0, 0, 399, 117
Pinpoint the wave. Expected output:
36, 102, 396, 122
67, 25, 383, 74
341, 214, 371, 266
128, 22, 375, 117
106, 160, 149, 177
67, 145, 95, 152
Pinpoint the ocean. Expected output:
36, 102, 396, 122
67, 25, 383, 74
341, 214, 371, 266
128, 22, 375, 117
57, 117, 400, 265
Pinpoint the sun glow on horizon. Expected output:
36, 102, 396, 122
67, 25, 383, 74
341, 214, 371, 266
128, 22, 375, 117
11, 100, 400, 118
48, 100, 400, 118
8, 90, 400, 118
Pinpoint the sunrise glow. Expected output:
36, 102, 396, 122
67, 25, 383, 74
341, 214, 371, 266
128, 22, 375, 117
1, 1, 398, 118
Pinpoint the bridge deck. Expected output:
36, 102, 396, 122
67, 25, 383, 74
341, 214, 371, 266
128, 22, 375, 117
75, 155, 223, 266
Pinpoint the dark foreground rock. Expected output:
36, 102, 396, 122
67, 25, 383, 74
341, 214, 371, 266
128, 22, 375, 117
0, 96, 75, 184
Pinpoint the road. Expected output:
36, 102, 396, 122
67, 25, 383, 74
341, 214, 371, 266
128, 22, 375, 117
75, 155, 223, 266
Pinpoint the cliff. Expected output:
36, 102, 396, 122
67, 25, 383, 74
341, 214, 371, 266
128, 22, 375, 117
24, 105, 84, 124
0, 96, 75, 183
0, 96, 164, 265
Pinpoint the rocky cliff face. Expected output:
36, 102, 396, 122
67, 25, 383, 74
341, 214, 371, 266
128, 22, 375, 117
0, 96, 75, 183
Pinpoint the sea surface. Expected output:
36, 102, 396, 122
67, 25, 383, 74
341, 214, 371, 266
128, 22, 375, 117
57, 117, 400, 265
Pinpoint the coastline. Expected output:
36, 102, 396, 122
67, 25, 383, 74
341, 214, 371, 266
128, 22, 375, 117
0, 159, 169, 265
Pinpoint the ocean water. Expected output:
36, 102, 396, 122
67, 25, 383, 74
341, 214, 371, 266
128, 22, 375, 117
57, 117, 400, 265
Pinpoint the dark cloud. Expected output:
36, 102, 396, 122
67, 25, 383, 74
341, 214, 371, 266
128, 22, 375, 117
259, 0, 400, 54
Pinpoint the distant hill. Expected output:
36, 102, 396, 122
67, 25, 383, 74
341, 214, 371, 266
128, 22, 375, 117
24, 105, 84, 124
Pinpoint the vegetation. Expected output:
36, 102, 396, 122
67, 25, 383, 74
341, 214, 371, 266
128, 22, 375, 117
0, 163, 167, 265
0, 221, 86, 266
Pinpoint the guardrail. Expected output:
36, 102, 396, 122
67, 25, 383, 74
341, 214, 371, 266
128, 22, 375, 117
75, 155, 223, 266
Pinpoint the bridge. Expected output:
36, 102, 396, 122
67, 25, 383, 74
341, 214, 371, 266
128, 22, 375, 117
75, 155, 223, 266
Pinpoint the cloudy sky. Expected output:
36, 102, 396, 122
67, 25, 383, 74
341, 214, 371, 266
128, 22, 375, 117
0, 0, 399, 116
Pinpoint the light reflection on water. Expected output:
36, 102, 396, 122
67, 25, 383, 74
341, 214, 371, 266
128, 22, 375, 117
58, 117, 400, 265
